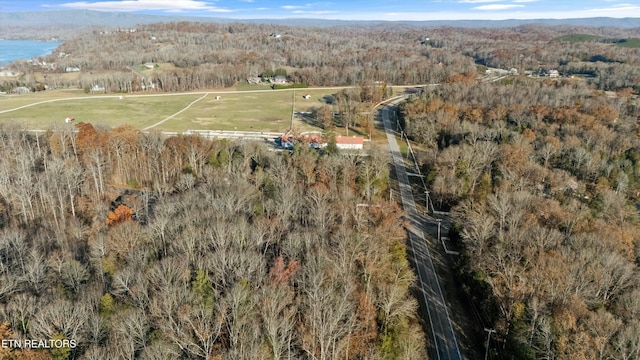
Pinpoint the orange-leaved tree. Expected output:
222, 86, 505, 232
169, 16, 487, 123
106, 204, 134, 226
0, 322, 15, 360
269, 256, 299, 285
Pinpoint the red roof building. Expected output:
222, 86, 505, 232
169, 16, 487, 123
336, 135, 364, 150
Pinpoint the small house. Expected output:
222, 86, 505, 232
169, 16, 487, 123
548, 70, 559, 78
303, 94, 311, 99
215, 95, 222, 100
336, 136, 364, 150
274, 76, 287, 85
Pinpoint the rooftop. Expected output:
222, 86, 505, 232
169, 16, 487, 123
336, 135, 364, 145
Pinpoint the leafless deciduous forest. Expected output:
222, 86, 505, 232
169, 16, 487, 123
0, 124, 426, 359
2, 23, 639, 94
401, 68, 640, 359
4, 22, 472, 92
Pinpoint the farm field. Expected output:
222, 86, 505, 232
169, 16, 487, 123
155, 88, 335, 133
0, 88, 339, 132
0, 92, 202, 130
0, 88, 87, 110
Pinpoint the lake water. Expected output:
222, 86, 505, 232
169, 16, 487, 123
0, 40, 62, 65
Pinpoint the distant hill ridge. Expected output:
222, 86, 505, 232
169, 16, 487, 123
0, 10, 639, 40
1, 10, 640, 28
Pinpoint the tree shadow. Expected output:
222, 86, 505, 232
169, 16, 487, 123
297, 107, 324, 130
322, 94, 336, 104
336, 127, 367, 137
402, 86, 424, 95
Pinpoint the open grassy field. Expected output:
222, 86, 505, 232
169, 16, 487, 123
155, 89, 335, 133
553, 33, 601, 43
615, 38, 640, 48
0, 88, 340, 133
0, 93, 203, 129
234, 81, 273, 91
0, 88, 87, 110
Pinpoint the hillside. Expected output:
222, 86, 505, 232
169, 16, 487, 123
1, 10, 640, 40
3, 21, 639, 96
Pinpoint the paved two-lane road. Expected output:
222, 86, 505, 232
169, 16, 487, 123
381, 98, 462, 360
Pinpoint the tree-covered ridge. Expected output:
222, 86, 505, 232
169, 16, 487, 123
4, 22, 477, 93
0, 125, 426, 359
5, 23, 640, 95
401, 77, 640, 359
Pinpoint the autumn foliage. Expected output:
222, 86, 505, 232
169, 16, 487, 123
402, 70, 640, 359
0, 123, 423, 359
106, 204, 134, 225
0, 323, 52, 360
268, 256, 299, 285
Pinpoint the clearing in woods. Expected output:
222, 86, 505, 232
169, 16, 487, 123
0, 87, 338, 133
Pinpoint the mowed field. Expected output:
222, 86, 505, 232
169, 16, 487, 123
0, 93, 203, 130
157, 89, 332, 133
0, 87, 338, 133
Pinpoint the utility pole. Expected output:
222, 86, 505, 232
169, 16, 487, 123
484, 328, 496, 360
290, 88, 296, 132
425, 190, 429, 215
436, 218, 442, 242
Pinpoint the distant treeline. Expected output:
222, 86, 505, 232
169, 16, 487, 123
4, 22, 475, 92
3, 22, 640, 93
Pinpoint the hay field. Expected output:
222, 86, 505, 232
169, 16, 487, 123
156, 89, 334, 133
0, 93, 202, 129
0, 88, 336, 132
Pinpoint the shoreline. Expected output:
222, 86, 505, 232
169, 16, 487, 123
0, 39, 63, 66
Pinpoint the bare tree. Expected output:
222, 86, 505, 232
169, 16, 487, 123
301, 256, 356, 360
60, 259, 89, 294
113, 308, 150, 359
21, 249, 48, 296
30, 299, 90, 345
260, 284, 297, 360
610, 320, 640, 360
2, 293, 37, 336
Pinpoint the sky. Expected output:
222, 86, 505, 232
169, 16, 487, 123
0, 0, 639, 21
